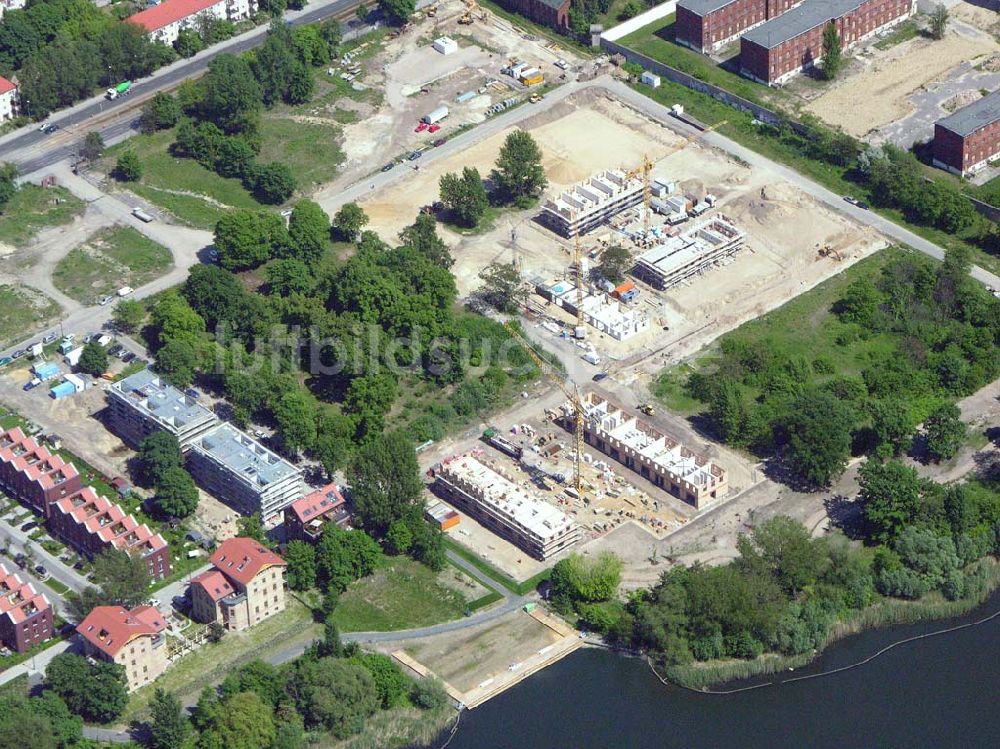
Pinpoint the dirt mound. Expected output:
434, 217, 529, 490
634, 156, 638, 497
943, 90, 985, 113
724, 185, 797, 225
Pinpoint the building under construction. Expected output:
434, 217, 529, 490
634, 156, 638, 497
632, 216, 745, 291
540, 170, 644, 238
564, 393, 728, 508
431, 454, 580, 560
536, 280, 650, 341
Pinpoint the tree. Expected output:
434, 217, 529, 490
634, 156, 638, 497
250, 162, 297, 204
923, 403, 966, 462
378, 0, 415, 25
287, 199, 331, 266
438, 167, 489, 228
151, 291, 206, 348
238, 513, 268, 544
155, 337, 201, 387
410, 677, 447, 710
783, 389, 855, 486
618, 0, 642, 19
291, 657, 378, 737
550, 552, 623, 609
285, 540, 317, 591
316, 526, 381, 592
349, 652, 411, 709
45, 653, 128, 724
154, 465, 199, 518
199, 53, 262, 133
266, 258, 313, 296
138, 432, 183, 487
0, 163, 16, 211
90, 548, 152, 608
930, 4, 948, 40
274, 389, 317, 454
490, 130, 547, 206
80, 131, 105, 162
0, 691, 81, 749
399, 213, 452, 268
174, 28, 205, 58
478, 262, 527, 312
821, 22, 842, 80
114, 150, 143, 182
333, 202, 369, 242
200, 692, 276, 749
356, 2, 368, 20
76, 341, 108, 376
596, 245, 633, 283
148, 688, 191, 749
869, 399, 915, 458
736, 516, 822, 595
859, 459, 927, 543
140, 92, 181, 133
112, 299, 145, 333
214, 209, 285, 271
349, 432, 423, 537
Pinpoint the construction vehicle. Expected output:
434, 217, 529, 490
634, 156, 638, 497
638, 403, 655, 416
105, 81, 131, 100
504, 323, 586, 501
458, 0, 486, 24
426, 3, 437, 16
529, 93, 542, 103
817, 244, 843, 261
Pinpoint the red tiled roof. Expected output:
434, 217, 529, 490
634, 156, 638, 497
76, 605, 164, 658
287, 483, 345, 524
0, 563, 49, 626
210, 537, 285, 587
0, 78, 13, 96
191, 569, 234, 602
127, 0, 222, 32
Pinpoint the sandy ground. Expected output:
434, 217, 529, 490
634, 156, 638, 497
805, 29, 999, 137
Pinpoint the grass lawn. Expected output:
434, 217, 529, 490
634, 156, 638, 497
107, 128, 260, 229
121, 597, 319, 723
873, 18, 920, 50
257, 116, 345, 192
655, 246, 908, 410
52, 226, 172, 304
331, 557, 469, 632
0, 185, 85, 248
41, 578, 70, 595
0, 284, 61, 349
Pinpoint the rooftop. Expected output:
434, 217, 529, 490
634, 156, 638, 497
127, 0, 222, 31
542, 170, 643, 221
210, 537, 285, 587
438, 455, 576, 542
112, 369, 216, 433
742, 0, 862, 49
677, 0, 739, 17
191, 569, 235, 602
0, 564, 49, 625
77, 605, 165, 657
937, 90, 1000, 137
0, 77, 15, 95
287, 483, 346, 524
191, 423, 301, 489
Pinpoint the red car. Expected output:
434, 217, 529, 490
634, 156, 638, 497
428, 123, 441, 133
432, 138, 446, 147
415, 122, 429, 133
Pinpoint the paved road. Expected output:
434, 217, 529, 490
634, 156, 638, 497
0, 0, 368, 174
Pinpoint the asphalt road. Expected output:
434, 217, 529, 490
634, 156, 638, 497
0, 0, 366, 174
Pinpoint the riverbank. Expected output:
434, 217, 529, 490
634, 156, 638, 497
658, 558, 1000, 691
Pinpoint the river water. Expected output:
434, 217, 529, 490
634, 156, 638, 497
432, 596, 1000, 749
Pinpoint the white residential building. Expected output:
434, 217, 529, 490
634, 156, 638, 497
0, 77, 17, 123
127, 0, 257, 46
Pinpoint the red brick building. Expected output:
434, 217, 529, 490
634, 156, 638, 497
0, 563, 52, 653
932, 91, 1000, 176
0, 428, 81, 517
496, 0, 570, 30
283, 483, 349, 543
49, 488, 171, 580
739, 0, 913, 85
676, 0, 801, 54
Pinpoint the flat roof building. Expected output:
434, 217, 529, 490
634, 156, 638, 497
432, 454, 580, 560
76, 605, 167, 691
933, 90, 1000, 176
106, 370, 218, 449
632, 216, 745, 291
0, 563, 52, 653
541, 170, 645, 238
568, 393, 728, 508
536, 280, 651, 341
187, 424, 303, 523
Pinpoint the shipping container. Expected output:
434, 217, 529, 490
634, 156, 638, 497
422, 106, 449, 125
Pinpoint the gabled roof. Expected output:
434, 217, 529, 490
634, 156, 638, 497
191, 569, 234, 602
210, 537, 285, 587
0, 563, 50, 625
937, 90, 1000, 138
127, 0, 223, 32
77, 605, 165, 657
0, 77, 14, 96
287, 483, 345, 524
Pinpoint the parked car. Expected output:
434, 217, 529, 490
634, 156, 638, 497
107, 345, 124, 357
115, 347, 129, 359
184, 388, 200, 399
407, 151, 422, 161
117, 286, 134, 297
428, 124, 441, 134
414, 121, 429, 133
121, 351, 136, 363
381, 162, 394, 172
843, 195, 868, 208
432, 138, 446, 147
20, 521, 37, 532
43, 124, 59, 134
98, 295, 113, 306
0, 357, 10, 367
11, 350, 24, 360
73, 560, 85, 571
592, 372, 608, 382
42, 333, 56, 344
22, 378, 39, 392
34, 565, 48, 579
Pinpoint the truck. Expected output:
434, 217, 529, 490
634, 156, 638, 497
422, 106, 449, 125
482, 428, 523, 459
105, 81, 131, 100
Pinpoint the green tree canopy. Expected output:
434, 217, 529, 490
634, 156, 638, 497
288, 199, 331, 267
378, 0, 415, 25
439, 167, 489, 228
76, 340, 108, 376
332, 202, 369, 242
147, 688, 191, 749
114, 150, 143, 182
821, 22, 842, 80
284, 540, 317, 591
112, 298, 145, 333
783, 389, 855, 486
45, 653, 128, 724
153, 465, 200, 518
349, 431, 422, 537
199, 53, 262, 133
215, 209, 286, 271
923, 403, 966, 462
490, 130, 547, 206
138, 431, 183, 486
140, 91, 181, 132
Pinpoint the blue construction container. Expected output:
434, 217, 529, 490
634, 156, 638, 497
50, 381, 75, 399
33, 362, 60, 381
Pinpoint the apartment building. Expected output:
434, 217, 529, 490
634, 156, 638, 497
432, 454, 580, 560
739, 0, 912, 85
186, 423, 303, 524
568, 393, 728, 508
632, 216, 745, 291
0, 563, 52, 653
540, 170, 645, 238
676, 0, 800, 53
283, 483, 349, 543
127, 0, 256, 46
76, 605, 168, 692
0, 76, 17, 122
106, 370, 218, 449
49, 487, 171, 580
933, 91, 1000, 176
189, 537, 286, 631
0, 428, 81, 517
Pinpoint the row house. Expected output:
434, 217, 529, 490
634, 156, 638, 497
0, 563, 52, 653
76, 605, 167, 692
0, 428, 81, 517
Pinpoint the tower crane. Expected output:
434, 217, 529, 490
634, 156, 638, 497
573, 234, 586, 340
622, 120, 728, 239
503, 322, 586, 500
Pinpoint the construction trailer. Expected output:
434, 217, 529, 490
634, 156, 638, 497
432, 36, 457, 54
565, 392, 729, 509
540, 170, 644, 238
432, 454, 580, 560
632, 216, 745, 291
